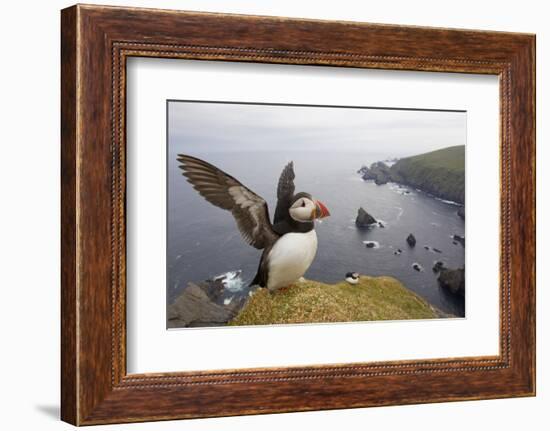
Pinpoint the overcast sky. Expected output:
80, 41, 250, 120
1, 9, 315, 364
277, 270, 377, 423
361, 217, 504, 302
168, 101, 466, 157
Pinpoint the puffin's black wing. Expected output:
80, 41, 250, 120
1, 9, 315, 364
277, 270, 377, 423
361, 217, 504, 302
177, 154, 279, 250
273, 161, 295, 224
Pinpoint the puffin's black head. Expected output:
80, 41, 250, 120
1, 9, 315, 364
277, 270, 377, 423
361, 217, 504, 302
288, 192, 330, 223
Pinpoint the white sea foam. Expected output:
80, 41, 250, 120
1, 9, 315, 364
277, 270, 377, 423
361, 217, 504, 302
412, 262, 424, 271
362, 240, 380, 249
395, 206, 404, 220
435, 197, 461, 206
389, 184, 413, 196
213, 270, 245, 292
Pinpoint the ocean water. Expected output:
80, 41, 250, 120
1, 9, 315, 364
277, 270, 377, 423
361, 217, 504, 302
167, 150, 465, 317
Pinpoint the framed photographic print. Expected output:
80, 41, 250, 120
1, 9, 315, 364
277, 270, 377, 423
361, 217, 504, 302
61, 4, 536, 425
165, 100, 466, 330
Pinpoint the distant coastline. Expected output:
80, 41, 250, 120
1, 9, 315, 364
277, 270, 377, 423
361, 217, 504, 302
358, 145, 465, 207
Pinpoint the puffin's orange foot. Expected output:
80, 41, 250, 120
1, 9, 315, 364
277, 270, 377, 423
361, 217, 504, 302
273, 284, 296, 295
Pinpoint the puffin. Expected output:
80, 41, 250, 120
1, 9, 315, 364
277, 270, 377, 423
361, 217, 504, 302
345, 272, 360, 285
177, 154, 330, 293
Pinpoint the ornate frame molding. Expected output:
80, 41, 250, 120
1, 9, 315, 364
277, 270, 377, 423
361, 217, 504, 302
61, 5, 535, 425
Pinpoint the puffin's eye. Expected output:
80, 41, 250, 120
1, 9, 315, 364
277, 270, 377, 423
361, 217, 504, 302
301, 200, 306, 207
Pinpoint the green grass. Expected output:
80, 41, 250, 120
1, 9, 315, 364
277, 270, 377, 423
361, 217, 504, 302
390, 145, 465, 204
403, 145, 465, 172
229, 276, 439, 326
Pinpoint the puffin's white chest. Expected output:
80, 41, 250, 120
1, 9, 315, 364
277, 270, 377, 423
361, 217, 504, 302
266, 230, 318, 292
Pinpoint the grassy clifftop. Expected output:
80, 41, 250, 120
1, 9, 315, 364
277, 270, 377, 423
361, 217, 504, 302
391, 145, 465, 204
229, 276, 439, 326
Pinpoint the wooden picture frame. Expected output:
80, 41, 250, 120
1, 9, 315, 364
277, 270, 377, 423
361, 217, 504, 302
61, 4, 535, 425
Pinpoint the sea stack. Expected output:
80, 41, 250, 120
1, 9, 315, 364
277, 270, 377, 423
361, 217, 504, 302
406, 233, 417, 247
438, 267, 465, 297
355, 207, 377, 227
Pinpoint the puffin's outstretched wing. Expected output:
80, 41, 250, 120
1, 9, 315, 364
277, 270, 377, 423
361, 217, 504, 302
177, 154, 279, 250
273, 161, 295, 224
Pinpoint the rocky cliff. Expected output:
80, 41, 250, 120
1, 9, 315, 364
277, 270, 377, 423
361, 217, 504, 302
359, 145, 465, 205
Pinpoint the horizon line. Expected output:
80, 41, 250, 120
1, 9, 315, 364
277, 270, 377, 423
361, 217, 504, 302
167, 99, 466, 113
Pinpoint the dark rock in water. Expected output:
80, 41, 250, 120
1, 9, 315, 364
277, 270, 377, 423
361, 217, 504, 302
424, 245, 442, 253
365, 241, 376, 248
432, 261, 447, 272
393, 248, 402, 256
378, 221, 385, 228
200, 276, 226, 301
167, 281, 248, 328
359, 161, 392, 185
406, 233, 417, 247
457, 206, 465, 220
355, 207, 377, 227
357, 165, 369, 175
453, 234, 465, 247
412, 263, 423, 272
438, 267, 465, 297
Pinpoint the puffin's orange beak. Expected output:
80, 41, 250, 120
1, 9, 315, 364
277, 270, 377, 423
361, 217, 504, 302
314, 200, 330, 219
